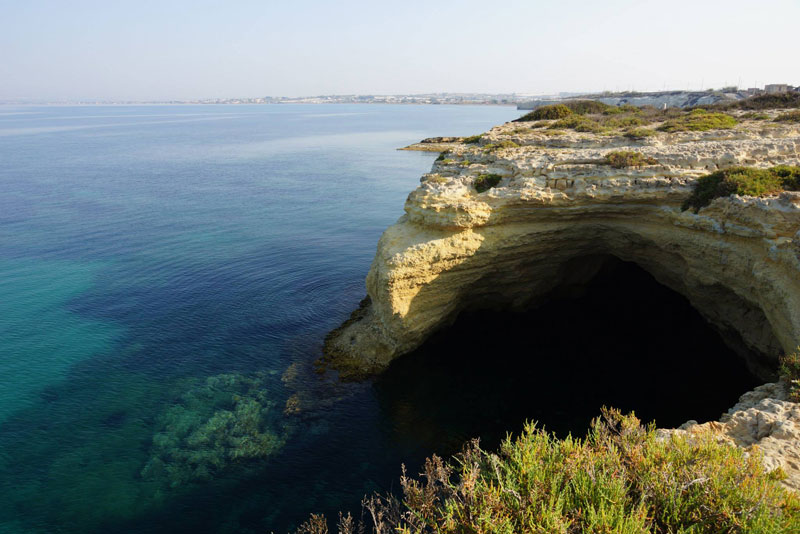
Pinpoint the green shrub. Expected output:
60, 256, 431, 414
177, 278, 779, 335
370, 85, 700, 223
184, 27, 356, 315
550, 115, 607, 133
563, 99, 614, 114
682, 166, 800, 211
741, 112, 771, 120
624, 127, 657, 139
297, 410, 800, 534
473, 173, 502, 193
516, 104, 573, 121
772, 165, 800, 189
435, 153, 446, 161
603, 104, 641, 115
439, 158, 456, 164
775, 111, 800, 123
780, 349, 800, 402
658, 109, 738, 132
713, 92, 800, 111
605, 151, 658, 168
601, 115, 646, 129
461, 134, 482, 144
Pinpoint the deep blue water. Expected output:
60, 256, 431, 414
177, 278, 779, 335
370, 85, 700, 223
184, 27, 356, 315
0, 104, 522, 533
0, 104, 760, 534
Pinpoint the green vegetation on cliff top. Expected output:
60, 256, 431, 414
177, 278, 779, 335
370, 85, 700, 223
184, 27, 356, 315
682, 165, 800, 211
514, 102, 739, 137
657, 109, 738, 133
298, 409, 800, 534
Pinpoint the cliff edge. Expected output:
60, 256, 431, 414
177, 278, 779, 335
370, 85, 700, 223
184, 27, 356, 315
324, 106, 800, 486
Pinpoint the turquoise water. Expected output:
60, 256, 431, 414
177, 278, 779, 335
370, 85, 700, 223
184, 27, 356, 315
0, 104, 760, 534
0, 104, 522, 533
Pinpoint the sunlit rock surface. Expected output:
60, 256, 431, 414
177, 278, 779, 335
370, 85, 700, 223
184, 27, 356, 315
666, 381, 800, 492
325, 112, 800, 487
327, 115, 800, 379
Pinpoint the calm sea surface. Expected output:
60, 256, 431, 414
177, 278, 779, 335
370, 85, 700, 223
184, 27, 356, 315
0, 104, 522, 533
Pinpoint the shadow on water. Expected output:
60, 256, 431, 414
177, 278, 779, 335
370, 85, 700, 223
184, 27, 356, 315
374, 256, 761, 455
0, 256, 763, 534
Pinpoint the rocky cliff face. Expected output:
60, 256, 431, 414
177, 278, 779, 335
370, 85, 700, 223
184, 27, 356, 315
324, 109, 800, 487
327, 115, 800, 379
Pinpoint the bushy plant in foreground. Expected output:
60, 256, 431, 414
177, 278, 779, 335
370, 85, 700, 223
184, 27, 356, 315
658, 109, 738, 132
780, 349, 800, 402
682, 165, 800, 211
297, 409, 799, 534
605, 151, 658, 169
461, 134, 483, 144
473, 173, 502, 193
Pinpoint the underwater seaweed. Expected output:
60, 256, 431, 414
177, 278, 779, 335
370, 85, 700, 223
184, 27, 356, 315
141, 372, 289, 487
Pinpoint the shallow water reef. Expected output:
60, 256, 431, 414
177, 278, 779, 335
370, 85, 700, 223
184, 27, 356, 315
324, 107, 800, 487
141, 372, 289, 488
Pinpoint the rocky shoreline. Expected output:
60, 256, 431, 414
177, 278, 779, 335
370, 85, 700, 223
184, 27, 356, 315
324, 107, 800, 488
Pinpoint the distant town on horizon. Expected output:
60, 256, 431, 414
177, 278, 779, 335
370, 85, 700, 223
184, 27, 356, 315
3, 83, 798, 108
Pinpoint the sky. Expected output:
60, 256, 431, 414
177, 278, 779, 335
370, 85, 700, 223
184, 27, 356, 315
1, 0, 798, 101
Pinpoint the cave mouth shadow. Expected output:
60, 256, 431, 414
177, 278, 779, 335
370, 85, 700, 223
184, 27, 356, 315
373, 255, 761, 455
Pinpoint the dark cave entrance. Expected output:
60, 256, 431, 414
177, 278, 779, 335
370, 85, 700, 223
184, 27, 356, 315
374, 256, 761, 454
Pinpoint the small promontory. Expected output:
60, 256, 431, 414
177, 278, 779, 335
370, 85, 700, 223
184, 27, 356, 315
324, 101, 800, 487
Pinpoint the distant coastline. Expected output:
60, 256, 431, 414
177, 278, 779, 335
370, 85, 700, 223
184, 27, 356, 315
0, 92, 552, 107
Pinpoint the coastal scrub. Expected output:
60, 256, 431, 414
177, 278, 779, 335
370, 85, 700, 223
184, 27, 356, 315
297, 410, 800, 534
657, 109, 737, 132
775, 111, 800, 123
682, 165, 800, 211
516, 104, 573, 121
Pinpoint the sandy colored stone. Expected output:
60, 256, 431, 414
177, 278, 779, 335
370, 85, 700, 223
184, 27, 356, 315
324, 113, 800, 484
666, 381, 800, 492
327, 116, 800, 378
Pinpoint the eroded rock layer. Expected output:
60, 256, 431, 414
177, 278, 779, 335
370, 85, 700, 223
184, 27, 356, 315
327, 114, 800, 380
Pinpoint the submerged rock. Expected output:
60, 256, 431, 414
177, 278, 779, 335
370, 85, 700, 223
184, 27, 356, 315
141, 372, 289, 488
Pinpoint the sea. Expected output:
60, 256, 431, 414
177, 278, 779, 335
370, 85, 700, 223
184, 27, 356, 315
0, 104, 522, 533
0, 103, 758, 533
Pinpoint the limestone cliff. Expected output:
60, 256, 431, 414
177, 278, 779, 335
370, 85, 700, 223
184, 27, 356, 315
324, 107, 800, 487
327, 112, 800, 379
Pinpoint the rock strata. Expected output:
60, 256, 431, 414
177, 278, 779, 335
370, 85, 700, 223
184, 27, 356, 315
665, 380, 800, 491
328, 113, 800, 379
325, 110, 800, 486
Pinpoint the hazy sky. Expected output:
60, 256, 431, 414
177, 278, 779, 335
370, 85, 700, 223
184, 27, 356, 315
1, 0, 797, 101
